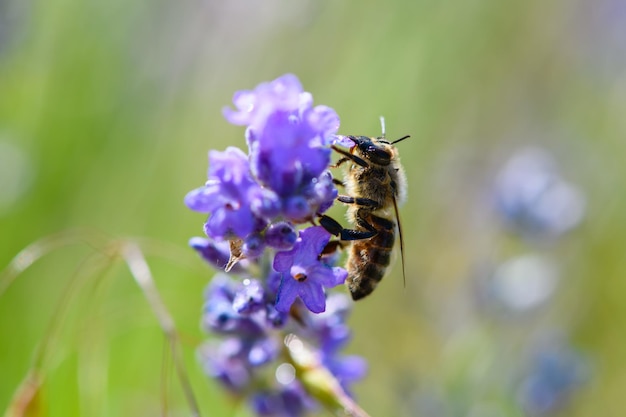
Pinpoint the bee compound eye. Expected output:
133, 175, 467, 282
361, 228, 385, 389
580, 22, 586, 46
368, 146, 391, 164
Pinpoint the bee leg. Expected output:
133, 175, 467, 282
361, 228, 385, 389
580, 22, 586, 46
319, 239, 344, 258
330, 145, 369, 168
331, 157, 350, 168
337, 195, 379, 208
355, 216, 377, 233
318, 214, 342, 235
366, 214, 396, 250
319, 197, 381, 241
319, 214, 377, 241
332, 178, 345, 187
369, 214, 395, 231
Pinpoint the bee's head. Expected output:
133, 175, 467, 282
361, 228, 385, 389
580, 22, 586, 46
347, 135, 393, 166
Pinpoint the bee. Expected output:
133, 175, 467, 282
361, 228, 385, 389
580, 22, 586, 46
320, 118, 409, 300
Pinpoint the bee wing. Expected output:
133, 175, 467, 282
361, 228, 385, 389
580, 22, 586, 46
392, 195, 406, 288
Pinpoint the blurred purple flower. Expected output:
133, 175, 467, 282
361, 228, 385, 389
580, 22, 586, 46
494, 147, 585, 240
518, 341, 590, 416
233, 278, 266, 314
273, 227, 347, 314
476, 253, 559, 317
199, 338, 252, 392
202, 274, 268, 336
307, 293, 368, 391
325, 354, 368, 393
251, 384, 314, 417
200, 275, 281, 388
307, 293, 352, 353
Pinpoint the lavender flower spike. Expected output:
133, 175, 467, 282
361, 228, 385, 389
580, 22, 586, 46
223, 74, 340, 222
273, 226, 347, 313
184, 146, 278, 240
187, 75, 367, 416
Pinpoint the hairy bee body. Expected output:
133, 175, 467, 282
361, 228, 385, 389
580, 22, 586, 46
338, 135, 407, 300
345, 212, 396, 299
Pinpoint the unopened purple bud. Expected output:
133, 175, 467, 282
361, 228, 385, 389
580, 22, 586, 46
285, 196, 311, 221
265, 221, 298, 250
250, 187, 282, 219
243, 232, 266, 258
311, 171, 338, 214
189, 237, 240, 272
202, 297, 263, 335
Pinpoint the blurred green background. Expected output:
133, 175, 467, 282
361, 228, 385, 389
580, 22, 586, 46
1, 0, 624, 416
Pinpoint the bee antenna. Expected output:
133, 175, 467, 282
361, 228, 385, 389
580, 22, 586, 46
379, 116, 386, 139
391, 135, 410, 145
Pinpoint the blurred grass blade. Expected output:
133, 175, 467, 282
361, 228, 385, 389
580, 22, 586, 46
1, 233, 202, 416
0, 229, 109, 297
122, 242, 201, 417
3, 371, 44, 417
1, 231, 115, 417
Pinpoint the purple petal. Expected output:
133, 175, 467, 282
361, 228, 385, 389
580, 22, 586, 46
184, 184, 222, 213
204, 210, 228, 237
273, 250, 295, 272
300, 147, 331, 179
203, 207, 257, 240
310, 266, 347, 288
222, 90, 256, 126
305, 105, 340, 146
266, 73, 304, 110
249, 187, 282, 219
275, 274, 299, 313
208, 147, 250, 183
298, 280, 326, 313
266, 270, 283, 294
222, 74, 305, 130
294, 226, 331, 265
332, 135, 356, 148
